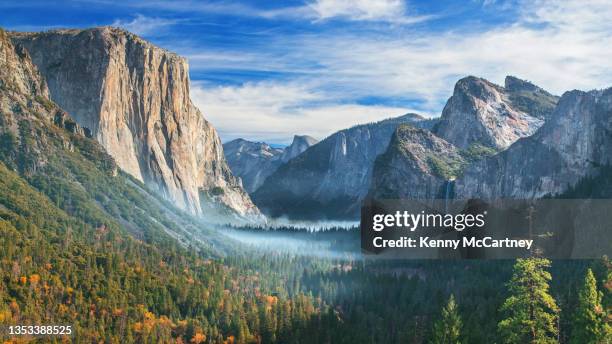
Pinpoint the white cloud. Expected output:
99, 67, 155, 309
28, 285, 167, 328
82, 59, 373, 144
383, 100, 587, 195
101, 0, 430, 24
186, 0, 612, 143
190, 81, 413, 143
111, 14, 178, 36
308, 0, 410, 22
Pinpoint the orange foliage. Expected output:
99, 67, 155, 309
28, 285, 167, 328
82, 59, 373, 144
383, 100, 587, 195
19, 276, 27, 285
132, 322, 143, 333
9, 301, 19, 312
190, 332, 206, 344
265, 295, 278, 305
29, 274, 40, 285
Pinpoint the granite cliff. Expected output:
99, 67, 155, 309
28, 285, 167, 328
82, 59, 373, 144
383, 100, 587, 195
368, 76, 557, 204
433, 76, 557, 150
455, 87, 612, 199
11, 27, 259, 220
280, 135, 318, 163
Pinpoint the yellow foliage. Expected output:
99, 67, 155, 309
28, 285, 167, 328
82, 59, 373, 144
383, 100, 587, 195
0, 309, 11, 322
144, 311, 155, 320
132, 322, 143, 333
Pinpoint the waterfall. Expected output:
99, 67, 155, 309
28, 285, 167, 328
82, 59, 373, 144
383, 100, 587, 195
444, 178, 455, 214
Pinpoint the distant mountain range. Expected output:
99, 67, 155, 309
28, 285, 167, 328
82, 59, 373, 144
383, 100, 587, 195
226, 74, 609, 221
223, 135, 318, 193
250, 114, 435, 219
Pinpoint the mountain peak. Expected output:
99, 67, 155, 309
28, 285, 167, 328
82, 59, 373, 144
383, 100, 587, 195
434, 75, 552, 149
504, 75, 538, 91
281, 135, 318, 163
453, 76, 503, 102
291, 134, 318, 146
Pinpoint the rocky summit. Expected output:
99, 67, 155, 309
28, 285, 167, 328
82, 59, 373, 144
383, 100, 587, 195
434, 76, 557, 150
369, 124, 465, 200
455, 87, 612, 199
223, 139, 283, 193
11, 27, 259, 220
224, 135, 317, 193
280, 135, 318, 163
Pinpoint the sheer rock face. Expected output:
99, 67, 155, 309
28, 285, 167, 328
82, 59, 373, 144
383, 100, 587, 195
455, 88, 612, 199
369, 125, 465, 200
223, 135, 317, 193
252, 113, 431, 219
434, 76, 556, 150
11, 27, 259, 218
280, 135, 318, 163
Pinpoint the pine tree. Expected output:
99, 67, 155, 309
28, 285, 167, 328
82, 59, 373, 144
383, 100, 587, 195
498, 258, 559, 344
431, 294, 462, 344
570, 269, 608, 344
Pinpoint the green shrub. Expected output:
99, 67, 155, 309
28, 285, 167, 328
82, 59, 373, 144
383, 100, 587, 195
460, 143, 498, 162
211, 186, 225, 196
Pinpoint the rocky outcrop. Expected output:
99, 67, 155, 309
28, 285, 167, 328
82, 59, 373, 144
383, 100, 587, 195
224, 135, 317, 193
434, 76, 556, 150
252, 113, 430, 219
11, 27, 259, 219
223, 139, 283, 193
0, 28, 48, 105
369, 125, 465, 200
280, 135, 318, 163
1, 27, 115, 176
455, 87, 612, 199
504, 76, 559, 120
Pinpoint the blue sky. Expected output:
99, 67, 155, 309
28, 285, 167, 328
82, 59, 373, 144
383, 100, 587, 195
2, 0, 612, 143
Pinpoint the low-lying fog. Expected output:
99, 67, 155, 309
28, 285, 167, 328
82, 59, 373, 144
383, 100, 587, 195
215, 221, 361, 260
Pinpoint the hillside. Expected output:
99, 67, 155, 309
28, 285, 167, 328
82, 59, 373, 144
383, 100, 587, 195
0, 27, 322, 343
11, 27, 259, 220
252, 114, 429, 219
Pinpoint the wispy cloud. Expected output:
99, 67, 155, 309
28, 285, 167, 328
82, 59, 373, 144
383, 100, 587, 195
4, 1, 611, 144
191, 81, 413, 143
97, 0, 433, 24
184, 0, 612, 143
306, 0, 430, 24
111, 14, 179, 36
